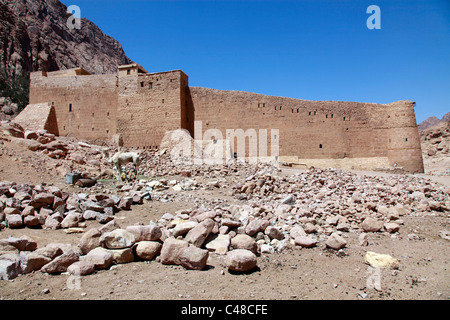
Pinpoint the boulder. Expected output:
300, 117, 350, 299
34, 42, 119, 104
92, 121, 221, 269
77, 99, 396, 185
41, 250, 79, 274
22, 253, 52, 274
245, 219, 269, 236
79, 228, 102, 254
184, 219, 215, 247
82, 247, 114, 270
265, 226, 284, 240
126, 225, 162, 242
6, 214, 23, 228
205, 234, 230, 254
61, 213, 79, 228
31, 193, 55, 208
179, 246, 209, 270
361, 217, 383, 233
160, 237, 189, 265
325, 233, 347, 250
225, 249, 257, 272
172, 221, 198, 238
34, 246, 63, 260
24, 215, 40, 227
67, 261, 96, 276
83, 210, 100, 220
230, 234, 258, 254
384, 222, 400, 233
0, 259, 20, 280
44, 215, 60, 230
118, 198, 132, 210
100, 229, 135, 249
134, 241, 162, 261
294, 236, 318, 248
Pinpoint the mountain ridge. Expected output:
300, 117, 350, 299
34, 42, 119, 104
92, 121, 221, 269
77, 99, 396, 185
0, 0, 133, 75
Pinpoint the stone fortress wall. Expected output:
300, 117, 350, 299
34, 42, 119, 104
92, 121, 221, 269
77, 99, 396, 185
28, 65, 424, 173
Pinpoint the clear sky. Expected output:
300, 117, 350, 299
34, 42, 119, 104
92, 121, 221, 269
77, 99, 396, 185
60, 0, 450, 123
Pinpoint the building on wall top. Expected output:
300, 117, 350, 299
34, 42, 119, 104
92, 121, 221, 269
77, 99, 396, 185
118, 63, 148, 76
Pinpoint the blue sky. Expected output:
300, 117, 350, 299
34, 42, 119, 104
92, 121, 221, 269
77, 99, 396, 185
61, 0, 450, 123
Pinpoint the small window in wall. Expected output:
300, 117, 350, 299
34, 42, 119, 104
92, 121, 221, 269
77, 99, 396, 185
140, 82, 144, 87
314, 111, 317, 115
275, 106, 277, 110
162, 99, 165, 104
149, 83, 153, 90
309, 111, 311, 116
331, 114, 334, 118
405, 138, 408, 142
319, 144, 323, 149
107, 112, 110, 117
127, 69, 131, 75
69, 104, 72, 112
297, 109, 299, 113
343, 116, 347, 121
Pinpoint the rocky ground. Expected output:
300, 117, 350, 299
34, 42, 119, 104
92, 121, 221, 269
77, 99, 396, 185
0, 120, 449, 300
420, 121, 450, 176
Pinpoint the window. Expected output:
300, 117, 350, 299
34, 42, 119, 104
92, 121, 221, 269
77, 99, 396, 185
107, 112, 110, 117
140, 82, 144, 87
405, 138, 408, 142
127, 69, 130, 75
162, 99, 165, 103
319, 144, 323, 148
149, 83, 153, 90
69, 104, 72, 112
309, 112, 311, 116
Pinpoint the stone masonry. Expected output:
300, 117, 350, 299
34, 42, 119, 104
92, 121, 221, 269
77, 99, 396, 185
26, 64, 424, 173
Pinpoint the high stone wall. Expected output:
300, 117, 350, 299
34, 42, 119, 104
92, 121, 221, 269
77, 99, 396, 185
27, 69, 424, 173
29, 71, 118, 141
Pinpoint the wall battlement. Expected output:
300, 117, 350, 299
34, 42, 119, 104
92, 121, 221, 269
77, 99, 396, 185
27, 66, 424, 173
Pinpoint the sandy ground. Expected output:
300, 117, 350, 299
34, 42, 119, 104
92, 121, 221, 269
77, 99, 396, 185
0, 139, 449, 301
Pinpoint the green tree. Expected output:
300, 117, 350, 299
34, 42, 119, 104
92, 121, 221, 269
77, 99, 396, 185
0, 68, 30, 113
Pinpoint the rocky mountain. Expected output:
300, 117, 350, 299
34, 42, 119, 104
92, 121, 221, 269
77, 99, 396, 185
0, 0, 133, 75
418, 112, 450, 131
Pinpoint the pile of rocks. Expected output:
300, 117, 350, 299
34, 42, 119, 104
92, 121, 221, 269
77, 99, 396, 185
1, 120, 115, 179
0, 219, 255, 280
0, 181, 146, 230
420, 121, 450, 158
